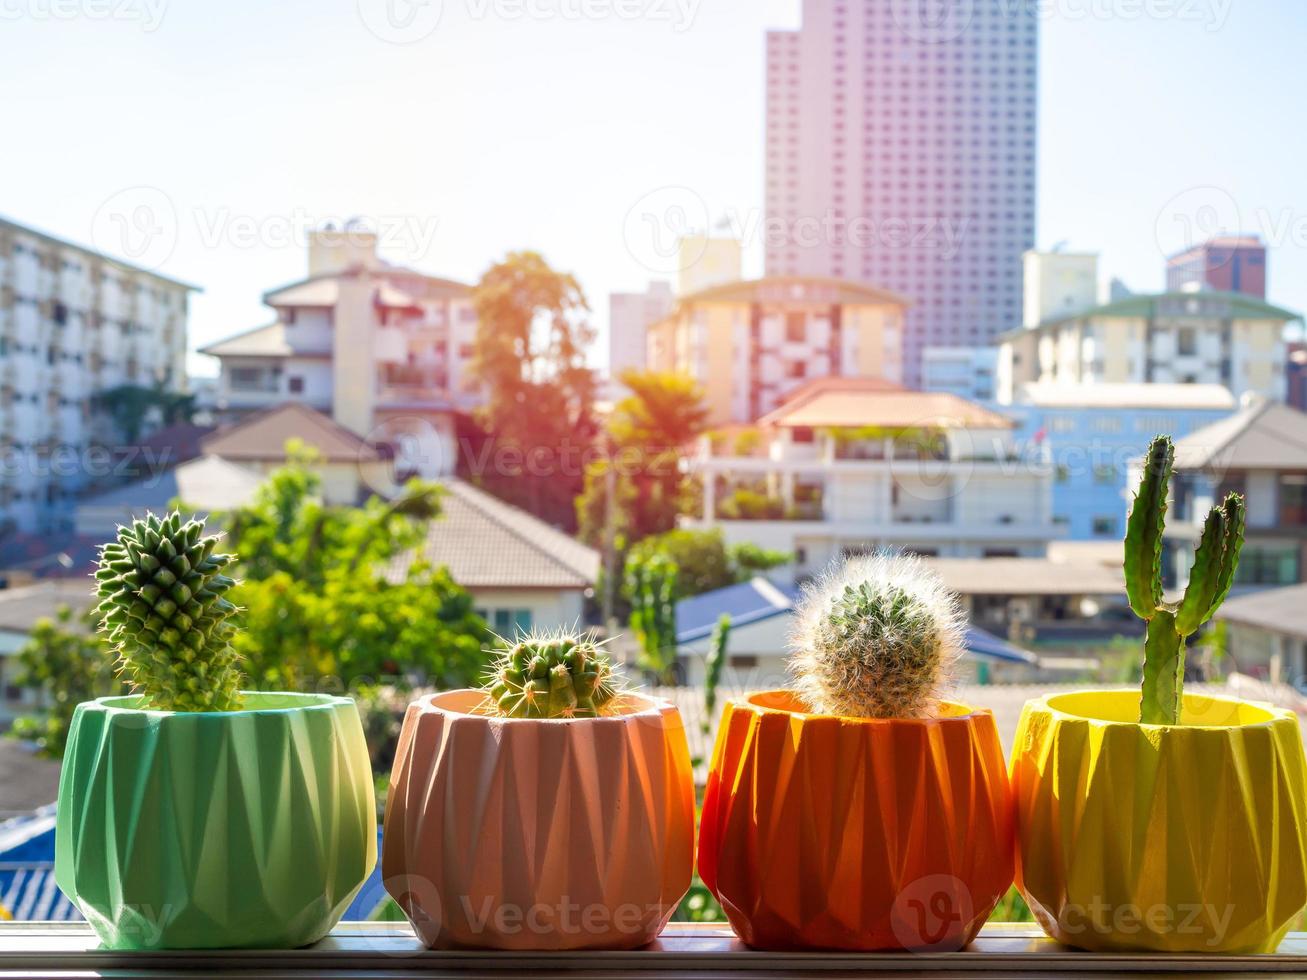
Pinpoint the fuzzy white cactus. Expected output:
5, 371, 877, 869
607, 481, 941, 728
789, 552, 965, 719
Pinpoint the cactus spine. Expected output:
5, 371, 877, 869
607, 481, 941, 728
483, 629, 624, 718
1126, 435, 1246, 725
789, 553, 964, 719
94, 511, 243, 712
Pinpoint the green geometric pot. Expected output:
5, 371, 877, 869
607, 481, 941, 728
55, 692, 377, 949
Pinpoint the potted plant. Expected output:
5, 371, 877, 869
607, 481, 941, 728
54, 512, 377, 949
382, 629, 694, 950
1011, 435, 1307, 953
698, 554, 1014, 951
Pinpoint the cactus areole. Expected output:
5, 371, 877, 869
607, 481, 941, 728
1125, 435, 1246, 725
482, 629, 625, 719
94, 511, 245, 712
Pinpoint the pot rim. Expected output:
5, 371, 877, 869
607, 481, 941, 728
1025, 687, 1293, 732
730, 688, 993, 726
414, 688, 673, 723
80, 690, 353, 718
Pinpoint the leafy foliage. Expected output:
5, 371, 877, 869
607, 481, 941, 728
469, 251, 598, 529
94, 382, 196, 443
9, 608, 123, 757
209, 451, 487, 691
624, 529, 791, 600
626, 551, 680, 682
703, 614, 731, 732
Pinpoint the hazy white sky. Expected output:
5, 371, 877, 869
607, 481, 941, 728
2, 0, 1304, 375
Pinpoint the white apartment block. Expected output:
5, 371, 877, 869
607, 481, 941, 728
682, 377, 1058, 576
201, 226, 481, 479
764, 1, 1038, 386
921, 346, 999, 402
1023, 249, 1099, 327
997, 291, 1296, 404
0, 216, 195, 534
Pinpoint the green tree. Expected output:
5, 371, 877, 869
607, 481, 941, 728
470, 251, 598, 529
94, 381, 196, 442
624, 529, 791, 600
576, 370, 710, 557
210, 451, 487, 691
8, 607, 123, 757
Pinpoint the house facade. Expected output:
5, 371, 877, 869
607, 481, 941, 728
997, 291, 1296, 403
681, 378, 1060, 577
646, 277, 909, 427
200, 225, 480, 479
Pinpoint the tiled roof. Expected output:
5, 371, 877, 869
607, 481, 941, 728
201, 403, 380, 463
0, 580, 94, 634
675, 275, 909, 310
1001, 291, 1301, 339
387, 479, 598, 590
197, 322, 295, 358
759, 376, 1012, 430
0, 536, 100, 581
1172, 397, 1307, 471
1217, 583, 1307, 640
77, 456, 264, 513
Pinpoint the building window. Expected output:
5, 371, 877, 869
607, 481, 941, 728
784, 312, 806, 343
1093, 465, 1116, 485
288, 376, 305, 394
787, 361, 807, 379
489, 608, 533, 635
1092, 516, 1118, 536
1177, 327, 1198, 355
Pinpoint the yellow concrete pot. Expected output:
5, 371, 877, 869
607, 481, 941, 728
1011, 690, 1307, 954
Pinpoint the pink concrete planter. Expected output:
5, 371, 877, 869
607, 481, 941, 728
382, 690, 695, 950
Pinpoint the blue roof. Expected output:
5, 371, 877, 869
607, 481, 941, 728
675, 578, 1037, 665
0, 808, 80, 921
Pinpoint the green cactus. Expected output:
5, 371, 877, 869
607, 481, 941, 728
482, 628, 625, 718
627, 552, 679, 680
1126, 435, 1246, 725
94, 511, 244, 712
790, 553, 964, 719
702, 613, 731, 732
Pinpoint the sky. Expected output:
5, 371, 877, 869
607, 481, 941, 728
2, 0, 1305, 376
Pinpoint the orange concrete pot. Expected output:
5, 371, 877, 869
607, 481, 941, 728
698, 691, 1014, 951
382, 690, 695, 950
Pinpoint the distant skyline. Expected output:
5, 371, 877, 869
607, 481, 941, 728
2, 0, 1305, 376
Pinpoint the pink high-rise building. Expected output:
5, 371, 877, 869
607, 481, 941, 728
764, 1, 1038, 386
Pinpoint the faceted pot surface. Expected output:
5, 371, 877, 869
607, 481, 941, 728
1011, 689, 1307, 954
55, 692, 377, 949
698, 691, 1015, 951
382, 690, 695, 950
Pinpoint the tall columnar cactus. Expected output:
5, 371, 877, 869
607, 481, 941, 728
482, 628, 624, 719
627, 553, 679, 678
94, 511, 243, 712
702, 613, 731, 731
1126, 435, 1246, 725
790, 553, 964, 719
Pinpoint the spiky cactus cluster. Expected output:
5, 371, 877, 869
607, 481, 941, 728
482, 629, 624, 719
789, 553, 964, 719
1126, 435, 1246, 725
95, 511, 244, 712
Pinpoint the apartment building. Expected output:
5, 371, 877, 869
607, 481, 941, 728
921, 346, 998, 402
1168, 235, 1267, 299
764, 1, 1038, 385
1159, 398, 1307, 590
645, 276, 908, 426
0, 216, 196, 534
201, 226, 479, 478
997, 291, 1296, 403
607, 280, 672, 394
681, 377, 1059, 576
